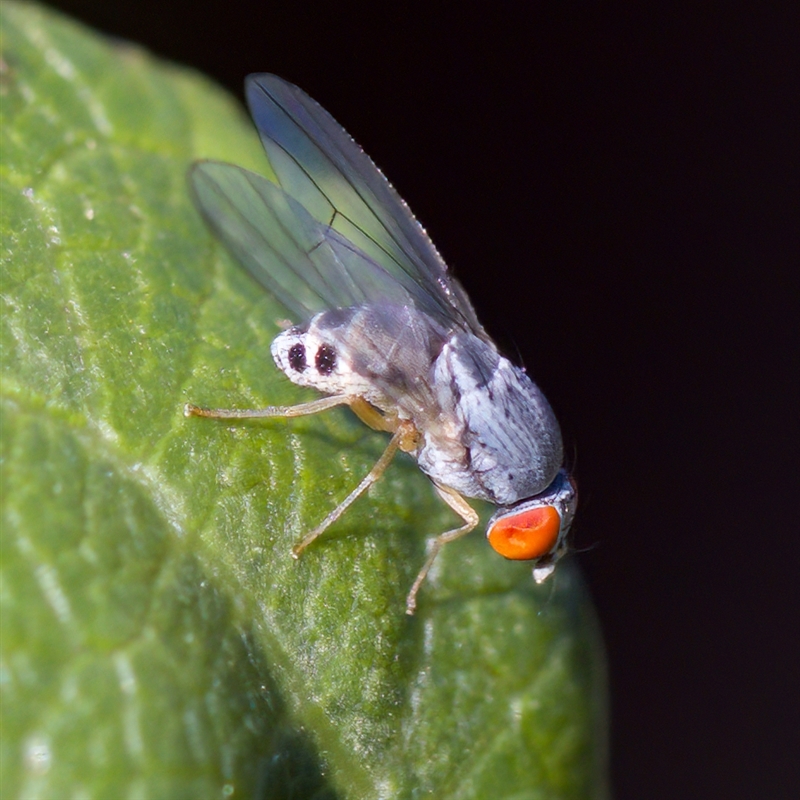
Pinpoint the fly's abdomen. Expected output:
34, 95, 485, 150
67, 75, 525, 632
272, 303, 450, 415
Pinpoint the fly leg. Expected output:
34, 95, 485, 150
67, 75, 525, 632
291, 420, 417, 557
405, 485, 479, 615
186, 397, 424, 609
184, 395, 352, 420
186, 395, 409, 553
348, 398, 421, 452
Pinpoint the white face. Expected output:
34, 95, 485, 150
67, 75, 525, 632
485, 469, 577, 570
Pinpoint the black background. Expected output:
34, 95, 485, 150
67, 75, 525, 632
37, 2, 799, 797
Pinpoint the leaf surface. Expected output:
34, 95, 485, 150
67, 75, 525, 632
0, 4, 609, 798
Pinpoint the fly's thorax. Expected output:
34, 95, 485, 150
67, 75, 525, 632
419, 332, 564, 506
271, 303, 451, 414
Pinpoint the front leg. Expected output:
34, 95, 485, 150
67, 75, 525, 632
405, 485, 480, 615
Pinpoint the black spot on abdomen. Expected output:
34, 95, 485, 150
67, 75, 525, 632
288, 343, 307, 371
315, 343, 337, 375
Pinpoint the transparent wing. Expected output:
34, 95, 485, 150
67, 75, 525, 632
191, 161, 424, 321
244, 74, 489, 337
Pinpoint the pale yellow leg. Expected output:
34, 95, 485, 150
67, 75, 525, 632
291, 423, 412, 557
349, 399, 421, 453
348, 397, 396, 432
184, 395, 352, 419
188, 395, 436, 614
405, 485, 479, 615
185, 395, 413, 551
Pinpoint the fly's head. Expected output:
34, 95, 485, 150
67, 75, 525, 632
485, 469, 577, 581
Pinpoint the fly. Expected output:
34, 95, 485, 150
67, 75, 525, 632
185, 74, 577, 614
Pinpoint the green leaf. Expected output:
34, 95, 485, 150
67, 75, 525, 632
0, 3, 609, 798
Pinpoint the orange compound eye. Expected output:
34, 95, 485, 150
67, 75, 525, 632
487, 505, 561, 561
